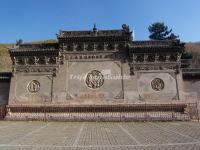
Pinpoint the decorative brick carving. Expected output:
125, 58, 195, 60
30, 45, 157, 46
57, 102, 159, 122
151, 78, 164, 91
85, 70, 104, 89
27, 80, 40, 93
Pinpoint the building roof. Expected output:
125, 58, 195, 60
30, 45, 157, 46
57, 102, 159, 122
58, 29, 129, 38
9, 43, 59, 56
0, 72, 12, 81
182, 68, 200, 80
57, 24, 133, 42
129, 40, 184, 53
9, 26, 185, 56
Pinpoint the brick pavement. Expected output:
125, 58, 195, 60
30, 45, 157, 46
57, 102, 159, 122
0, 121, 200, 150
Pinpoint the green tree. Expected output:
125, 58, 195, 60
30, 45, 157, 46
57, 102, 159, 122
148, 22, 179, 40
16, 39, 23, 46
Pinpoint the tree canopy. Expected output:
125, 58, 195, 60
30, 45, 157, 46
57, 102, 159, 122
148, 22, 179, 40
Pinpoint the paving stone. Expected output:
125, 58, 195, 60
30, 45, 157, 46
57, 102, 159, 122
0, 121, 200, 150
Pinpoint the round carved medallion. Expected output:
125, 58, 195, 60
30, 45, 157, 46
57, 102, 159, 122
85, 70, 104, 89
27, 80, 40, 93
151, 78, 164, 91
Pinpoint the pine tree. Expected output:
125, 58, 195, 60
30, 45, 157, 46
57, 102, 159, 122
148, 22, 179, 40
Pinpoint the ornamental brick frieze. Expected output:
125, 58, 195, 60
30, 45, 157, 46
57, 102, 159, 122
47, 56, 58, 64
158, 55, 166, 62
134, 64, 180, 71
64, 53, 118, 60
146, 54, 155, 62
37, 56, 46, 64
13, 56, 59, 66
132, 53, 181, 63
13, 57, 24, 65
86, 43, 95, 51
62, 42, 125, 52
96, 43, 104, 51
169, 54, 178, 61
135, 65, 156, 71
133, 54, 144, 62
128, 60, 180, 75
14, 66, 58, 73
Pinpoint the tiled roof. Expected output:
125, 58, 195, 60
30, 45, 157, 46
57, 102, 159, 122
129, 40, 184, 53
9, 43, 59, 55
0, 72, 12, 80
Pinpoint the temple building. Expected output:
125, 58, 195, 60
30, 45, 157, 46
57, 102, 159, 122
0, 25, 199, 121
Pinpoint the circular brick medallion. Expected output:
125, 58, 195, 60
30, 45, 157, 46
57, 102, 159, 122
85, 70, 104, 89
151, 78, 164, 91
27, 80, 40, 93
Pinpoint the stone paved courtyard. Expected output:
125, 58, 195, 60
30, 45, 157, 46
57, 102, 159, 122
0, 121, 200, 149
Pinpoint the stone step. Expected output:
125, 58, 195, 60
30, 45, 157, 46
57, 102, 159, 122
5, 111, 191, 121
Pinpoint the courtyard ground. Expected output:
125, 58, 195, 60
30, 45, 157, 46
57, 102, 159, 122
0, 121, 200, 150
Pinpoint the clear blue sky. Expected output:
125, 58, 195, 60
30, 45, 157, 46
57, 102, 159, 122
0, 0, 199, 43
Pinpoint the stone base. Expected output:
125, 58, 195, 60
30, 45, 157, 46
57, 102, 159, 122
5, 112, 190, 122
4, 103, 192, 121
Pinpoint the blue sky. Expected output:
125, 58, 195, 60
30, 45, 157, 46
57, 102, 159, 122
0, 0, 199, 43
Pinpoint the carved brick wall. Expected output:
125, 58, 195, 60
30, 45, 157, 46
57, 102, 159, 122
137, 71, 178, 101
8, 73, 53, 105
